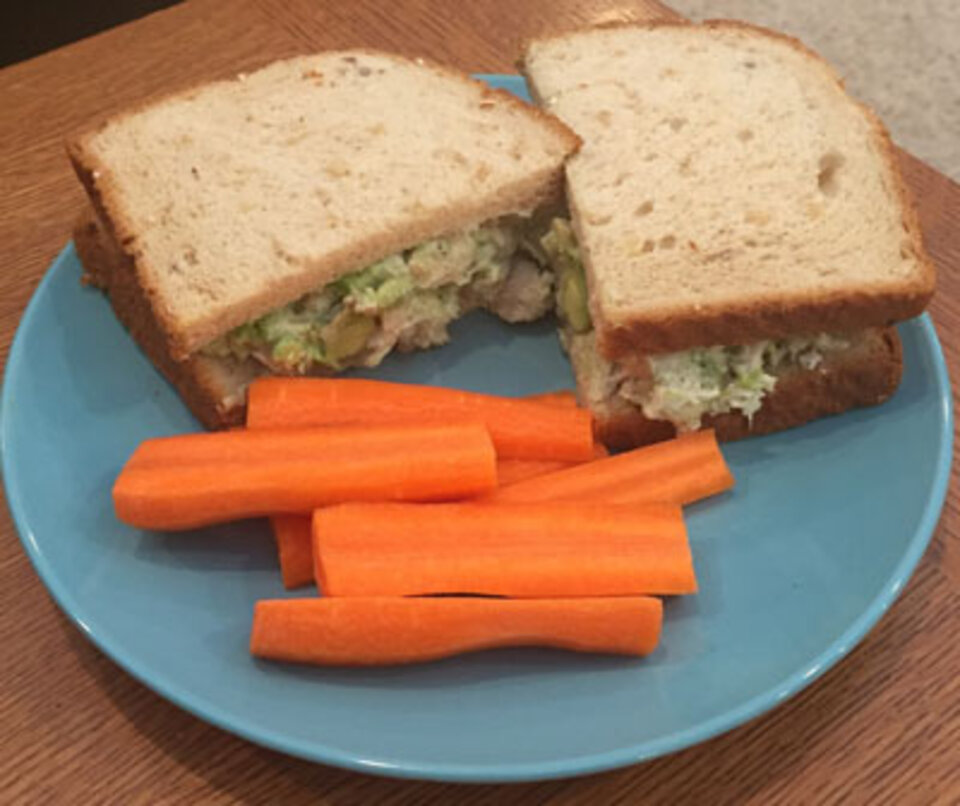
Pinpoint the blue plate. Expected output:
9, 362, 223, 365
2, 76, 952, 783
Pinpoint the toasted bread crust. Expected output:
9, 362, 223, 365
66, 50, 580, 359
586, 327, 904, 449
521, 20, 936, 358
73, 208, 255, 429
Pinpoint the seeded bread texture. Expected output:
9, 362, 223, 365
69, 50, 580, 359
522, 21, 935, 357
74, 207, 256, 428
568, 327, 903, 449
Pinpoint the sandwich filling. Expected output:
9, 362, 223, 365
203, 216, 553, 374
542, 219, 850, 431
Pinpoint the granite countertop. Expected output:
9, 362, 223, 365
675, 0, 959, 181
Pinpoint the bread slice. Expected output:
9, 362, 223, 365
568, 327, 903, 449
69, 50, 580, 360
522, 21, 935, 358
75, 207, 255, 428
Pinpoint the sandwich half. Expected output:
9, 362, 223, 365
522, 21, 935, 447
69, 50, 580, 427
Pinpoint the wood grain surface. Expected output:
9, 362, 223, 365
1, 0, 957, 802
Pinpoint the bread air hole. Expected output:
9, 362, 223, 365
667, 117, 687, 132
635, 201, 654, 217
587, 213, 613, 226
737, 129, 754, 142
659, 235, 676, 249
818, 151, 845, 196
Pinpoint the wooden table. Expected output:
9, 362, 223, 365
1, 1, 957, 802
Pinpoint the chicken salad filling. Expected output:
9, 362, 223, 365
203, 216, 554, 374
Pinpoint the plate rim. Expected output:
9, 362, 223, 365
3, 145, 954, 784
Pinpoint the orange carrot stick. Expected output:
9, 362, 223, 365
268, 440, 610, 590
524, 390, 579, 408
495, 458, 573, 486
271, 516, 314, 589
485, 430, 733, 505
266, 434, 614, 580
314, 502, 696, 597
271, 443, 603, 585
125, 423, 493, 469
496, 443, 608, 486
250, 596, 663, 665
245, 378, 595, 461
114, 423, 497, 530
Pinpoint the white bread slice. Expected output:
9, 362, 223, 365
522, 21, 935, 357
68, 51, 580, 360
567, 327, 903, 449
75, 207, 255, 428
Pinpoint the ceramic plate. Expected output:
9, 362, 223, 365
1, 76, 951, 782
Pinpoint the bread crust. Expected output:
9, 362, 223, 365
73, 208, 256, 429
520, 20, 936, 358
585, 327, 904, 449
66, 50, 580, 359
597, 287, 926, 359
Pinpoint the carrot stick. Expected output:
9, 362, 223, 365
245, 378, 595, 461
272, 438, 596, 584
524, 390, 578, 408
495, 458, 573, 486
496, 443, 608, 486
274, 441, 604, 584
485, 430, 733, 505
271, 516, 314, 589
125, 423, 498, 469
263, 441, 614, 585
264, 444, 611, 591
250, 596, 663, 665
313, 502, 696, 597
113, 423, 497, 530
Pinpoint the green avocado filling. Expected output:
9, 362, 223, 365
541, 218, 591, 333
203, 218, 554, 373
538, 219, 847, 430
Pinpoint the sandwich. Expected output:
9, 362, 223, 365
521, 21, 936, 448
69, 50, 580, 428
